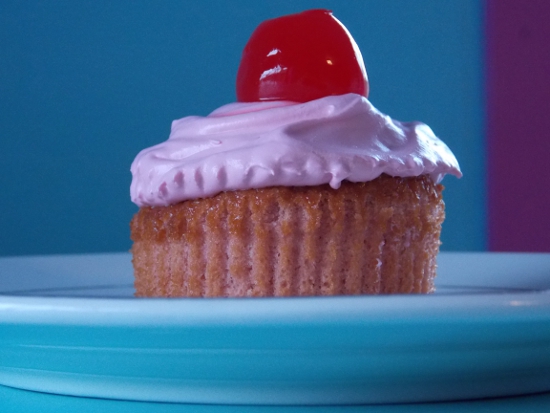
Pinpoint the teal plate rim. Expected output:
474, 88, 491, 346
0, 252, 549, 405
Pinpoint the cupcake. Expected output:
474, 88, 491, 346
130, 9, 461, 297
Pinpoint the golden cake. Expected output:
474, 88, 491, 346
131, 176, 445, 297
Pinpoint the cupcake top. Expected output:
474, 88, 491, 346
130, 9, 461, 207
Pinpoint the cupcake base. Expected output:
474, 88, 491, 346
130, 175, 445, 297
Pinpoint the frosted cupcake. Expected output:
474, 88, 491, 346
130, 10, 461, 297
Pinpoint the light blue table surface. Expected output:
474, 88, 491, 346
2, 385, 550, 413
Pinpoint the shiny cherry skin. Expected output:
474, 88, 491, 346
236, 9, 369, 103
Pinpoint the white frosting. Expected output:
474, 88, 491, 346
130, 93, 461, 207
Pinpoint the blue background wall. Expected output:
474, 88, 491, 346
0, 0, 484, 256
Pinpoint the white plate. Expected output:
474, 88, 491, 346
0, 252, 549, 405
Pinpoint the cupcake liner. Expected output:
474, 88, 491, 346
131, 175, 445, 297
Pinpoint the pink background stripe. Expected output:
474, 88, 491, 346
486, 0, 550, 251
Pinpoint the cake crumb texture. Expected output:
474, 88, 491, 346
130, 175, 445, 297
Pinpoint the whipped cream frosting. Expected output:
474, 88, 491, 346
130, 93, 461, 207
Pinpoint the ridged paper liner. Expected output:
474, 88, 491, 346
131, 175, 445, 297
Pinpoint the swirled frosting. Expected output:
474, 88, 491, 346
130, 93, 461, 207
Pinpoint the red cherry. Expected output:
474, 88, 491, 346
236, 9, 369, 103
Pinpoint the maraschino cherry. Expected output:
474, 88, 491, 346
236, 9, 369, 103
